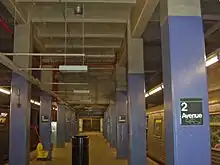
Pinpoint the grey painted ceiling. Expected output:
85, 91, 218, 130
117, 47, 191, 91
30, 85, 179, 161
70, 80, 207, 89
0, 0, 219, 111
143, 0, 220, 107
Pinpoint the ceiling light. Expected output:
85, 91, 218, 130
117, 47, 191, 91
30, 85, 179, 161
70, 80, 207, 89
59, 65, 88, 73
145, 93, 149, 98
149, 86, 162, 95
73, 90, 90, 94
30, 99, 40, 106
53, 107, 58, 111
34, 101, 41, 106
145, 50, 220, 98
0, 87, 10, 95
145, 83, 164, 98
74, 4, 83, 15
206, 55, 218, 67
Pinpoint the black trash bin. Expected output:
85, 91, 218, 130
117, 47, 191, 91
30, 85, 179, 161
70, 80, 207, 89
72, 136, 89, 165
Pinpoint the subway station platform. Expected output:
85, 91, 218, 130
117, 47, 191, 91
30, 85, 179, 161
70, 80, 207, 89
30, 132, 158, 165
30, 133, 127, 165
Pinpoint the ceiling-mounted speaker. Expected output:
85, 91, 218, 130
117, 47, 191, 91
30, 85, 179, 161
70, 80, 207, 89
74, 4, 83, 16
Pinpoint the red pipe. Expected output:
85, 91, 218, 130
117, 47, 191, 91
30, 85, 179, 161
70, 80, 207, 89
0, 16, 13, 34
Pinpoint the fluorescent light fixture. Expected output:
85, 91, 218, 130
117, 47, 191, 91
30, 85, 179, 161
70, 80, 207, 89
30, 99, 41, 106
145, 50, 220, 98
145, 83, 164, 98
59, 65, 88, 72
73, 90, 90, 94
145, 93, 149, 98
34, 101, 41, 106
53, 107, 58, 111
0, 88, 10, 95
149, 86, 162, 95
206, 55, 218, 67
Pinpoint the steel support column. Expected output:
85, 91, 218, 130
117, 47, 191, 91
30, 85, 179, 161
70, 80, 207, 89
75, 114, 79, 134
116, 91, 128, 158
65, 109, 72, 142
103, 111, 107, 138
71, 112, 77, 137
106, 108, 110, 142
40, 93, 52, 159
110, 101, 116, 148
160, 1, 211, 165
40, 65, 53, 159
9, 23, 32, 165
115, 64, 128, 158
127, 37, 146, 165
56, 104, 66, 148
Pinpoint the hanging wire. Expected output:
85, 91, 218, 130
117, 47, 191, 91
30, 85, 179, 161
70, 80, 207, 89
82, 4, 85, 65
64, 2, 68, 65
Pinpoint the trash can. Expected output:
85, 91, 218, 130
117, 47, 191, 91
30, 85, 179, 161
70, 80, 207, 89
72, 136, 89, 165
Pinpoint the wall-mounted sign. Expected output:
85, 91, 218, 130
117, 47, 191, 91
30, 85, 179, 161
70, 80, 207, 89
0, 112, 8, 125
41, 116, 49, 122
180, 98, 203, 125
119, 115, 126, 123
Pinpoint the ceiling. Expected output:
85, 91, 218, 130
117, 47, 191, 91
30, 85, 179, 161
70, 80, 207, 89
0, 0, 219, 113
0, 0, 135, 114
143, 0, 220, 107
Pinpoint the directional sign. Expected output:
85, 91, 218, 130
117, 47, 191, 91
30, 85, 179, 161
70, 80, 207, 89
119, 115, 126, 123
180, 98, 203, 125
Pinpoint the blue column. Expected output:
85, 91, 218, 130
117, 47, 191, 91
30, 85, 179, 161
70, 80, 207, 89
9, 23, 32, 165
160, 1, 211, 165
106, 108, 110, 142
75, 115, 79, 135
40, 93, 52, 159
56, 104, 66, 148
110, 102, 116, 148
71, 112, 76, 137
116, 91, 128, 158
65, 110, 72, 142
128, 74, 146, 165
9, 74, 31, 165
103, 112, 106, 138
105, 110, 107, 139
127, 37, 146, 165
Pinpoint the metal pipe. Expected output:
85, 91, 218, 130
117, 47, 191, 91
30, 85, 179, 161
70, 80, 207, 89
53, 91, 74, 93
20, 67, 115, 71
20, 68, 59, 71
89, 67, 114, 70
4, 53, 115, 58
0, 53, 67, 105
43, 82, 88, 85
5, 53, 85, 57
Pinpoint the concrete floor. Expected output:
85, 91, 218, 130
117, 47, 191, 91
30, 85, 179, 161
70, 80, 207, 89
30, 132, 127, 165
30, 132, 158, 165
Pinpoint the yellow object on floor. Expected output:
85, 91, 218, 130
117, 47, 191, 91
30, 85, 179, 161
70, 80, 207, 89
36, 142, 48, 159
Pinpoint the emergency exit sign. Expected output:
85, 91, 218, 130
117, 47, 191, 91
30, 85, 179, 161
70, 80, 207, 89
180, 98, 203, 125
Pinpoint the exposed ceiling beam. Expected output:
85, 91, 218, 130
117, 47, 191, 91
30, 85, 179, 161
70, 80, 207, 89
38, 33, 124, 39
203, 14, 220, 21
205, 22, 220, 39
0, 0, 46, 52
0, 0, 26, 23
136, 14, 220, 22
131, 0, 159, 37
31, 17, 127, 24
67, 100, 110, 104
45, 44, 120, 49
15, 0, 136, 4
